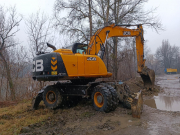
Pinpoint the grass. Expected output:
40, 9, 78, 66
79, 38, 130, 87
0, 100, 53, 135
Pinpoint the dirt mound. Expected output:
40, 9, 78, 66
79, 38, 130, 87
124, 77, 160, 96
19, 100, 136, 135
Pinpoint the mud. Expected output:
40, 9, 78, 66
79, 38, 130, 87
20, 75, 180, 135
124, 77, 160, 95
20, 103, 138, 135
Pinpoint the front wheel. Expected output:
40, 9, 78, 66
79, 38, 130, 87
102, 84, 118, 111
43, 85, 63, 109
92, 85, 112, 113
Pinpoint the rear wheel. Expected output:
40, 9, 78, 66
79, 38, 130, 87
92, 85, 112, 113
43, 85, 63, 109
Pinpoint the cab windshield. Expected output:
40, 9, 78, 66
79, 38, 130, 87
63, 43, 88, 54
76, 44, 88, 54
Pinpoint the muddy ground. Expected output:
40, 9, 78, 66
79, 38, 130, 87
20, 75, 180, 135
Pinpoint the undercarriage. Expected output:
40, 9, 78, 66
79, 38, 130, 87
32, 81, 143, 118
32, 81, 119, 113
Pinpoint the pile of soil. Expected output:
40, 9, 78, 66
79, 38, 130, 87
124, 77, 160, 96
19, 100, 135, 135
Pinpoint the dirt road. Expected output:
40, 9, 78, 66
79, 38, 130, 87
20, 75, 180, 135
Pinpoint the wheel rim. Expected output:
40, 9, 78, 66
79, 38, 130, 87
94, 92, 104, 108
46, 91, 56, 104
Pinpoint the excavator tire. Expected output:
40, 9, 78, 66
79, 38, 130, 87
123, 97, 133, 109
92, 85, 112, 113
122, 84, 132, 109
102, 84, 118, 111
43, 85, 63, 109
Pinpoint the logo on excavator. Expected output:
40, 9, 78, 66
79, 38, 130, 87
87, 57, 96, 61
123, 31, 131, 35
32, 59, 44, 72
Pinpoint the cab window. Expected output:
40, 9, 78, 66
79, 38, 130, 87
76, 44, 87, 54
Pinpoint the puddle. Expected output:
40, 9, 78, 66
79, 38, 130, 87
144, 95, 180, 111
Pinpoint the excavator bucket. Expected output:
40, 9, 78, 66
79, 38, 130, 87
140, 66, 155, 90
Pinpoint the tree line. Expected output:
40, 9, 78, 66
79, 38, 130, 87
146, 40, 180, 74
0, 0, 162, 101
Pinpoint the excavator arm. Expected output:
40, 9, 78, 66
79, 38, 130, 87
88, 24, 155, 89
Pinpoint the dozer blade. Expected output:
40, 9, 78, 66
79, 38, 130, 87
31, 93, 43, 110
115, 83, 143, 118
140, 66, 155, 90
131, 90, 143, 118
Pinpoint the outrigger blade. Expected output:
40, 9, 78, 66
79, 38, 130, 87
31, 90, 44, 110
131, 90, 143, 118
31, 94, 42, 110
140, 66, 155, 90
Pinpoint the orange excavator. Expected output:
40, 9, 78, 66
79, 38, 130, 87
32, 24, 155, 113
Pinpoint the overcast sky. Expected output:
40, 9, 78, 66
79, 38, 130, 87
144, 0, 180, 53
1, 0, 180, 54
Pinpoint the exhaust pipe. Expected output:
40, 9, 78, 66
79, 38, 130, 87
47, 43, 57, 51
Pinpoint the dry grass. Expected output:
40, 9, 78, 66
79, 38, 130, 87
0, 100, 53, 135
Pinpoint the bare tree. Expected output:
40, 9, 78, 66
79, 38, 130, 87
145, 54, 161, 74
54, 0, 91, 44
25, 11, 53, 57
155, 40, 180, 74
156, 40, 178, 68
0, 6, 22, 100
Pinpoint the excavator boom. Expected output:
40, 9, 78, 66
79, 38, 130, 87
88, 24, 155, 89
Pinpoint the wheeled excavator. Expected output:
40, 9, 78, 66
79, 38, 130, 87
32, 24, 155, 113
